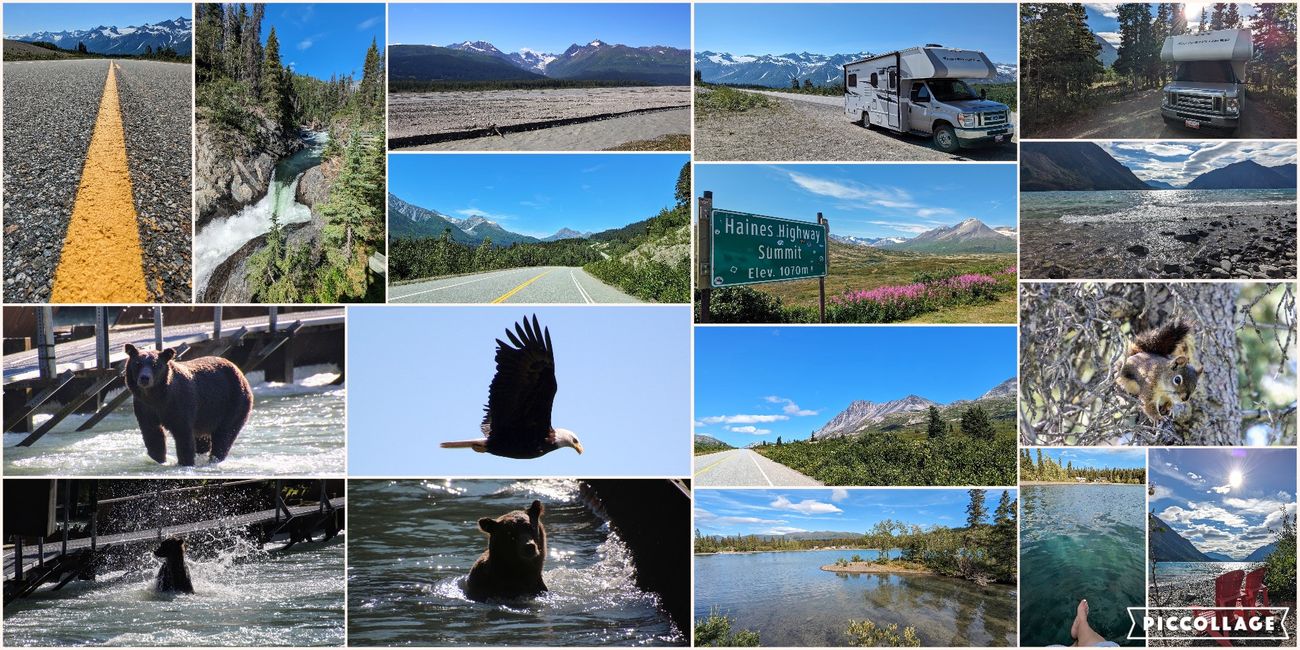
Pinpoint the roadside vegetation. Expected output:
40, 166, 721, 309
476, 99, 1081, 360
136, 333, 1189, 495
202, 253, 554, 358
3, 39, 187, 62
1020, 448, 1146, 483
694, 439, 733, 455
695, 610, 760, 647
391, 78, 647, 93
694, 73, 1018, 110
694, 86, 775, 116
1021, 2, 1296, 132
697, 252, 1016, 323
754, 428, 1016, 486
1263, 506, 1296, 602
390, 163, 690, 303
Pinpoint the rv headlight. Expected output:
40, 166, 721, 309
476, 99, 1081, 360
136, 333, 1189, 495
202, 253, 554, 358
1226, 98, 1240, 114
957, 113, 977, 128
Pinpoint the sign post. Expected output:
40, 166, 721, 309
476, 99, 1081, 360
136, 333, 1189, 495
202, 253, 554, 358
817, 212, 829, 323
696, 191, 713, 324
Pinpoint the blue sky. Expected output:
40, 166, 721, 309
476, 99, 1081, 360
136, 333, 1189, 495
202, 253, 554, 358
696, 488, 1016, 537
1035, 447, 1148, 470
1084, 3, 1259, 48
389, 3, 689, 52
695, 3, 1017, 63
694, 164, 1016, 239
694, 326, 1016, 447
1100, 141, 1296, 187
1150, 448, 1295, 559
389, 154, 688, 239
259, 4, 384, 81
347, 306, 690, 476
4, 3, 190, 36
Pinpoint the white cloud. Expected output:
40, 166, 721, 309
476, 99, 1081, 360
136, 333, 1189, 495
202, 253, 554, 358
764, 396, 819, 417
699, 414, 790, 425
1095, 31, 1122, 47
357, 16, 381, 30
695, 510, 787, 526
771, 495, 843, 515
1085, 3, 1120, 18
784, 171, 917, 209
763, 526, 809, 535
830, 488, 850, 502
1211, 485, 1232, 494
727, 425, 771, 435
864, 220, 933, 234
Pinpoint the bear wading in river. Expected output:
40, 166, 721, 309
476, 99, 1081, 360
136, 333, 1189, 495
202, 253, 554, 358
465, 499, 547, 601
154, 537, 194, 593
124, 344, 253, 466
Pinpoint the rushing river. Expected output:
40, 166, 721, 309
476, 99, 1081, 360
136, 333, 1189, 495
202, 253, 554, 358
694, 549, 1016, 646
3, 365, 345, 476
3, 533, 345, 646
1019, 484, 1146, 646
193, 131, 328, 294
347, 479, 684, 646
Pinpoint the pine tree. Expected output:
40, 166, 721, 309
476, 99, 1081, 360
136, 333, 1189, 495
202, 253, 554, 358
959, 405, 996, 439
194, 4, 224, 80
261, 27, 288, 128
926, 406, 946, 439
77, 41, 87, 54
966, 489, 988, 529
1210, 3, 1227, 30
320, 133, 386, 300
1223, 3, 1240, 29
358, 37, 384, 118
1170, 3, 1188, 36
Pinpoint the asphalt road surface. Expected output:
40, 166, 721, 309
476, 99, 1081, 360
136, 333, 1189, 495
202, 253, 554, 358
1026, 88, 1295, 139
694, 449, 824, 487
695, 88, 1017, 162
3, 59, 192, 303
389, 266, 641, 304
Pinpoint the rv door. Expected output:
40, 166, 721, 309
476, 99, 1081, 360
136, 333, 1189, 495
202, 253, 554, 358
886, 66, 901, 129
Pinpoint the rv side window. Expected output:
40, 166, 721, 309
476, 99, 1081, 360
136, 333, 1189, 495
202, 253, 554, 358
848, 73, 857, 87
869, 72, 878, 87
911, 83, 930, 103
888, 71, 897, 90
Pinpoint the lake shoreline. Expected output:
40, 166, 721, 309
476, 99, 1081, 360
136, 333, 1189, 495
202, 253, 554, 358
820, 561, 934, 575
1021, 481, 1143, 486
695, 546, 878, 556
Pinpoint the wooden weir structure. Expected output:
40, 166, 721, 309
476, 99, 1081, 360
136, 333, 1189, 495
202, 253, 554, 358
3, 479, 345, 604
2, 306, 344, 437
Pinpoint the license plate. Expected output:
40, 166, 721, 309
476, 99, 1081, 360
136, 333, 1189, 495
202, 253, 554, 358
994, 135, 1005, 143
988, 129, 1007, 136
1184, 119, 1201, 129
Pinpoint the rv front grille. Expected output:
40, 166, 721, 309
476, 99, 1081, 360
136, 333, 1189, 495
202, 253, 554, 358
1171, 92, 1221, 114
980, 110, 1008, 127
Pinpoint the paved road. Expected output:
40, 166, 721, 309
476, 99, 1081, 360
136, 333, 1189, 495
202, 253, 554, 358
696, 88, 1015, 162
389, 266, 641, 304
1027, 87, 1294, 139
3, 59, 192, 303
694, 449, 824, 487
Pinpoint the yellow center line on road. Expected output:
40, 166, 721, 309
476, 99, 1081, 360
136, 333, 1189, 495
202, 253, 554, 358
51, 61, 149, 303
491, 270, 550, 304
693, 452, 734, 477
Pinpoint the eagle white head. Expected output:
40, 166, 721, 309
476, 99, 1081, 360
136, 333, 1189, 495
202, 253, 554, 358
554, 428, 584, 455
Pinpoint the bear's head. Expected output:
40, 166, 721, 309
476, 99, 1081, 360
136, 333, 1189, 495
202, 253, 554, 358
124, 344, 177, 392
479, 500, 546, 568
154, 537, 187, 560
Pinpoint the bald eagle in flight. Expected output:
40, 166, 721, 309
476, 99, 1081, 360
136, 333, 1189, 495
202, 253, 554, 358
440, 315, 584, 459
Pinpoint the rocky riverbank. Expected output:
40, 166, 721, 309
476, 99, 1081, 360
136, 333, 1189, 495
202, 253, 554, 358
194, 109, 302, 231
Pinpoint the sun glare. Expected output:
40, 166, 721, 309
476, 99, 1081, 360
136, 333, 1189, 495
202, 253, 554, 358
1228, 468, 1244, 488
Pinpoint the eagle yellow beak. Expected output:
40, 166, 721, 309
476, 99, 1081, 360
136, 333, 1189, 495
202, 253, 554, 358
573, 442, 584, 455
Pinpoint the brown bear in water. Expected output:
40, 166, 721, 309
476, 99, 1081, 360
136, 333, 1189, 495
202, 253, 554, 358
465, 500, 547, 601
124, 344, 253, 466
154, 537, 194, 593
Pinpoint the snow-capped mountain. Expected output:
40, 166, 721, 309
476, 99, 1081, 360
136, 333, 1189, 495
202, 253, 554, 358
696, 50, 1018, 87
832, 219, 1015, 254
815, 395, 937, 438
447, 40, 558, 74
10, 17, 192, 55
543, 227, 592, 242
993, 226, 1018, 238
831, 233, 907, 247
444, 38, 688, 83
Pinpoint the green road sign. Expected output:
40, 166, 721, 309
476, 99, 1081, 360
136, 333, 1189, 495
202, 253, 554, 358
709, 208, 827, 287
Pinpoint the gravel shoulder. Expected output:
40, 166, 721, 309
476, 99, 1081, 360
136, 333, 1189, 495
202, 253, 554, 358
1026, 87, 1296, 139
694, 89, 1016, 162
406, 107, 689, 152
3, 60, 106, 302
115, 59, 194, 302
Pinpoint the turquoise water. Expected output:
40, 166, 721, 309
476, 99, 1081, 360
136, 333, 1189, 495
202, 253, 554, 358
1020, 484, 1146, 646
1020, 188, 1296, 224
695, 548, 1016, 646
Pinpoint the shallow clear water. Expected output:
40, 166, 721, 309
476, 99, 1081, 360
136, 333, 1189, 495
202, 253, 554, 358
3, 534, 345, 646
193, 131, 328, 293
1152, 561, 1262, 596
347, 479, 683, 647
694, 549, 1017, 647
1020, 484, 1146, 647
3, 365, 345, 475
1021, 188, 1296, 224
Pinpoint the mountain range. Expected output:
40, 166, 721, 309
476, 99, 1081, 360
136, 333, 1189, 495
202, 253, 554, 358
1093, 33, 1119, 68
695, 50, 1018, 87
1022, 143, 1298, 192
389, 192, 655, 247
694, 434, 732, 448
814, 377, 1016, 440
392, 39, 690, 84
831, 218, 1015, 254
8, 17, 192, 55
1151, 513, 1281, 562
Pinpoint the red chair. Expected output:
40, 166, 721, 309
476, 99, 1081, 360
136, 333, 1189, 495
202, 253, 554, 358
1193, 569, 1244, 647
1241, 567, 1271, 616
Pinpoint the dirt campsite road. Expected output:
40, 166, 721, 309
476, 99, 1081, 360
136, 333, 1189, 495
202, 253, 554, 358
1026, 87, 1295, 139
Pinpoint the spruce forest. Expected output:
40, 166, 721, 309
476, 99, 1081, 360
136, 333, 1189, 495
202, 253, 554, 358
195, 3, 387, 302
1019, 449, 1147, 483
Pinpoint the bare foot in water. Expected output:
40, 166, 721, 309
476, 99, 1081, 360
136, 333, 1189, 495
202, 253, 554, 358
1071, 599, 1107, 647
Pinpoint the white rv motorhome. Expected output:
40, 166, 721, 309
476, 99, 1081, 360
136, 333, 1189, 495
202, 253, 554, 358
843, 44, 1012, 153
1160, 28, 1252, 132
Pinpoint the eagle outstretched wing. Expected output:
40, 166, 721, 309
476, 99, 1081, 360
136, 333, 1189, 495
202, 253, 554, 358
482, 315, 557, 449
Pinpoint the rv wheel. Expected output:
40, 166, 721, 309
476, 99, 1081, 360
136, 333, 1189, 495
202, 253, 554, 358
933, 125, 960, 153
858, 111, 869, 128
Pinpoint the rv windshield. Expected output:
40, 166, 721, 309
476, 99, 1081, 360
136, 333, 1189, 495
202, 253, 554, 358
927, 79, 979, 102
1174, 61, 1239, 83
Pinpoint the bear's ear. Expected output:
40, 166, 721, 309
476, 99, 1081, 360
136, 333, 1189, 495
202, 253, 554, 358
528, 500, 544, 523
478, 517, 497, 534
160, 348, 176, 364
124, 343, 139, 358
